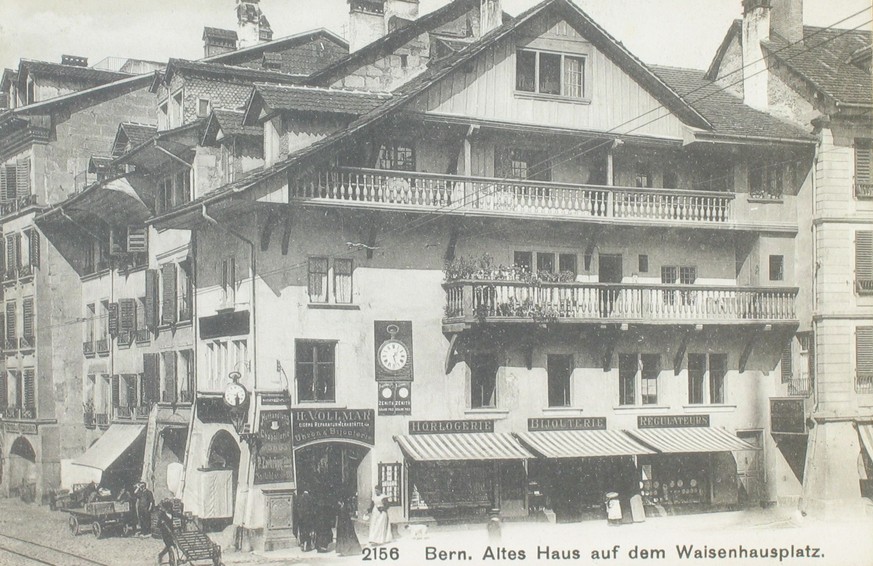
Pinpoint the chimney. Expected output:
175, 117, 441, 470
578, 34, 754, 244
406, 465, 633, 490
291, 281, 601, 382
348, 0, 387, 52
259, 14, 273, 42
770, 0, 803, 43
741, 0, 771, 111
385, 0, 419, 22
479, 0, 502, 37
61, 55, 88, 67
203, 27, 238, 57
237, 0, 267, 49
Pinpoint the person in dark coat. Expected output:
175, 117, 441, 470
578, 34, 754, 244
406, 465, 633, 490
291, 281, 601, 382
156, 501, 177, 564
314, 496, 336, 553
295, 491, 315, 552
134, 482, 155, 537
335, 496, 362, 556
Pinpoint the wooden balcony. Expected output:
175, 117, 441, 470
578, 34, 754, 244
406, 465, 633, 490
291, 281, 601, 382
856, 182, 873, 199
443, 280, 798, 329
788, 377, 813, 397
293, 168, 737, 228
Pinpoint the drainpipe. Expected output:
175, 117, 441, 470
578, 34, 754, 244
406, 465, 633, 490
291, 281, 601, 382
200, 204, 258, 541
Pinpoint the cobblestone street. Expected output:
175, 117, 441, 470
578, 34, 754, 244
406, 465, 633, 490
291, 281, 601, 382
2, 498, 872, 566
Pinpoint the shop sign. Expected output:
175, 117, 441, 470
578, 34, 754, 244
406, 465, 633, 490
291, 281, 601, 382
18, 423, 38, 435
378, 382, 411, 416
260, 393, 288, 406
374, 321, 414, 381
199, 310, 250, 340
196, 397, 231, 424
291, 409, 375, 446
528, 417, 607, 431
770, 398, 806, 434
409, 420, 495, 435
254, 410, 295, 485
638, 415, 710, 428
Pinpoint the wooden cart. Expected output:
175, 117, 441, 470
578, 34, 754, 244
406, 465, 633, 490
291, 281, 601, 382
66, 501, 137, 539
166, 527, 222, 566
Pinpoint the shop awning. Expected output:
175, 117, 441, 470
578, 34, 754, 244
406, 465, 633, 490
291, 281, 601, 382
72, 424, 145, 471
626, 427, 758, 453
858, 424, 873, 462
394, 433, 533, 461
515, 430, 656, 458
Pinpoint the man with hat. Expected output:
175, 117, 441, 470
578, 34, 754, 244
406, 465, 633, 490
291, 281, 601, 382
134, 482, 155, 537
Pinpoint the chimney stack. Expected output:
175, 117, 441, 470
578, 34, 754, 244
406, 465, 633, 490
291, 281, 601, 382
479, 0, 502, 37
203, 27, 238, 57
348, 0, 420, 52
770, 0, 803, 43
741, 0, 772, 111
237, 0, 267, 49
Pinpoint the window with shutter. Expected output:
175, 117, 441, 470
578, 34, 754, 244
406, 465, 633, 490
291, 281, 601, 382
857, 327, 873, 393
28, 229, 39, 268
0, 166, 6, 203
23, 368, 35, 411
111, 375, 120, 408
126, 226, 148, 253
108, 302, 118, 336
143, 353, 160, 403
6, 302, 16, 343
857, 231, 873, 294
856, 139, 873, 198
0, 312, 5, 348
178, 261, 193, 321
163, 352, 177, 403
0, 369, 7, 409
16, 157, 30, 199
6, 235, 16, 273
13, 233, 21, 269
145, 269, 159, 329
781, 339, 793, 383
22, 298, 33, 339
161, 263, 178, 325
0, 233, 5, 275
119, 298, 136, 333
4, 164, 17, 202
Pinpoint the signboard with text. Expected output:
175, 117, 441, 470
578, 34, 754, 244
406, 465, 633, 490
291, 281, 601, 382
528, 417, 607, 431
770, 398, 807, 434
638, 415, 710, 428
378, 382, 412, 416
291, 409, 375, 446
409, 420, 495, 434
253, 410, 294, 485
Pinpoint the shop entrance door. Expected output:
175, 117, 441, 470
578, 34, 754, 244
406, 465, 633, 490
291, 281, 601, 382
736, 430, 764, 505
295, 443, 368, 503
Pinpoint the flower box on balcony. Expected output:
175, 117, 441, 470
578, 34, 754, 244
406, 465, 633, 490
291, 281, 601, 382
95, 338, 109, 355
114, 406, 132, 420
83, 412, 96, 428
83, 341, 95, 356
117, 331, 133, 347
135, 328, 150, 344
135, 405, 151, 419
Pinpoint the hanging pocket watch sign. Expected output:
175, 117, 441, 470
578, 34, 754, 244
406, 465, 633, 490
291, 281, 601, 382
378, 381, 412, 416
374, 320, 414, 381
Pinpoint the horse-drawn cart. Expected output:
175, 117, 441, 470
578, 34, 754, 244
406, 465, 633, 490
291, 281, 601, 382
66, 501, 137, 539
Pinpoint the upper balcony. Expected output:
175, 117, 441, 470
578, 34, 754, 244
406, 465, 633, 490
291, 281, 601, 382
0, 195, 40, 219
292, 167, 787, 232
442, 279, 798, 331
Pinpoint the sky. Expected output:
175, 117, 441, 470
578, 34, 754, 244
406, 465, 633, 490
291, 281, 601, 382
0, 0, 870, 72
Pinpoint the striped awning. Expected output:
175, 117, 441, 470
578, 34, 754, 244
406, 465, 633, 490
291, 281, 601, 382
858, 424, 873, 462
626, 427, 758, 453
394, 433, 533, 461
516, 430, 656, 459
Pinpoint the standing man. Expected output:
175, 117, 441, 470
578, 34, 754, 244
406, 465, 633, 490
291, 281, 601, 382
134, 482, 155, 537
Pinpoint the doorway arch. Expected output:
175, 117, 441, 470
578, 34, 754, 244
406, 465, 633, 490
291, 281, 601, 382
8, 437, 36, 500
294, 442, 369, 502
206, 430, 241, 510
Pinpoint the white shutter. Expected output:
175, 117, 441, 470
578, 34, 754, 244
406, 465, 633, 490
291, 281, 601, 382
856, 142, 872, 184
857, 231, 873, 290
16, 157, 30, 199
126, 226, 148, 253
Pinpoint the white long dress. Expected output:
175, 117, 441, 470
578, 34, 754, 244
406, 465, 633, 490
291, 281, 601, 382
368, 493, 392, 545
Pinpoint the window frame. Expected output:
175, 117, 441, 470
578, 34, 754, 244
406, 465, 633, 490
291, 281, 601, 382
856, 231, 873, 295
295, 339, 337, 403
547, 353, 573, 407
470, 352, 498, 409
515, 48, 589, 101
769, 255, 784, 282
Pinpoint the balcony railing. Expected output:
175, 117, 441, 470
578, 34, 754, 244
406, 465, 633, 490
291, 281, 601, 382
293, 168, 735, 226
18, 265, 33, 280
856, 182, 873, 199
95, 338, 109, 354
83, 412, 95, 428
444, 280, 798, 325
857, 373, 873, 394
5, 338, 18, 352
83, 341, 95, 356
3, 269, 17, 283
788, 377, 813, 397
19, 335, 34, 351
95, 413, 109, 427
857, 279, 873, 295
0, 194, 39, 217
114, 405, 152, 420
135, 328, 150, 344
135, 404, 151, 419
180, 390, 194, 403
117, 331, 133, 347
3, 406, 36, 420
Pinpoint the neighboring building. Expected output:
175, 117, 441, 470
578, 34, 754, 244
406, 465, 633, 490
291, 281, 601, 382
151, 0, 820, 550
706, 0, 873, 517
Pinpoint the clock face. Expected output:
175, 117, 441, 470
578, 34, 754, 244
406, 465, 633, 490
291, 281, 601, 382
379, 341, 408, 372
224, 383, 248, 407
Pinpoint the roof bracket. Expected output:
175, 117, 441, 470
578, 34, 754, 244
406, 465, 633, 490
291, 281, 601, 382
280, 210, 294, 256
739, 326, 768, 373
444, 333, 461, 375
260, 210, 277, 252
444, 221, 459, 262
673, 326, 694, 375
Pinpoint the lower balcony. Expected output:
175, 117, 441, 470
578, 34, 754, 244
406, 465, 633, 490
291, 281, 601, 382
95, 413, 110, 428
0, 194, 39, 218
787, 377, 813, 397
443, 280, 798, 329
857, 373, 873, 394
83, 341, 95, 356
1, 406, 36, 420
113, 405, 150, 421
19, 335, 35, 351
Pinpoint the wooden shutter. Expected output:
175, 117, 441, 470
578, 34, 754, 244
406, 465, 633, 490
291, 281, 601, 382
111, 375, 120, 408
108, 302, 119, 336
0, 233, 5, 275
28, 229, 39, 268
16, 157, 30, 199
145, 269, 159, 329
23, 368, 35, 410
0, 166, 6, 203
0, 312, 5, 348
6, 236, 15, 271
781, 340, 793, 383
127, 226, 148, 253
856, 141, 873, 184
161, 263, 177, 325
164, 352, 177, 403
22, 298, 33, 338
143, 353, 160, 403
6, 302, 15, 341
13, 233, 21, 269
119, 298, 136, 333
857, 231, 873, 281
858, 327, 873, 372
109, 228, 126, 255
0, 368, 7, 409
3, 165, 15, 202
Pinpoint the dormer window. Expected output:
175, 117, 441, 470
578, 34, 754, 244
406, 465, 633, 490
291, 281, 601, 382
516, 49, 587, 100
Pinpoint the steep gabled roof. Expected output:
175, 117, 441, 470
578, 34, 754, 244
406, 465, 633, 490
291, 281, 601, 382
243, 83, 392, 124
112, 122, 158, 157
203, 28, 348, 70
10, 73, 154, 116
160, 59, 306, 87
704, 19, 742, 81
764, 25, 872, 107
203, 27, 238, 41
650, 65, 813, 142
202, 109, 262, 145
18, 59, 131, 85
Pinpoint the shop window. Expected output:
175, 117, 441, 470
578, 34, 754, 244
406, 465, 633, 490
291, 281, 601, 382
377, 141, 415, 171
547, 354, 572, 407
769, 255, 784, 281
687, 354, 706, 405
856, 231, 873, 294
749, 162, 783, 199
516, 49, 586, 99
470, 352, 497, 409
378, 463, 402, 506
857, 327, 873, 393
296, 340, 336, 402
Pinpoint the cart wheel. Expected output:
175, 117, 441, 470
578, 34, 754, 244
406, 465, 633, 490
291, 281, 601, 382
69, 516, 79, 536
92, 522, 103, 539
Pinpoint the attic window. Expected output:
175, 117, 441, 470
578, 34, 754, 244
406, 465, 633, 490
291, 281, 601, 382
516, 49, 586, 100
197, 98, 211, 117
400, 55, 408, 69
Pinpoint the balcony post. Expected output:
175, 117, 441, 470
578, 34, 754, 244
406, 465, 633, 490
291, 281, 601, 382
462, 283, 474, 321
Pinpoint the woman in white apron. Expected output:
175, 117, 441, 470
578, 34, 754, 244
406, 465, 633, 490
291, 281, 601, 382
368, 485, 392, 546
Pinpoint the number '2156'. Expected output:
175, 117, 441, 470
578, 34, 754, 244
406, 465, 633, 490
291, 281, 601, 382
363, 547, 400, 560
